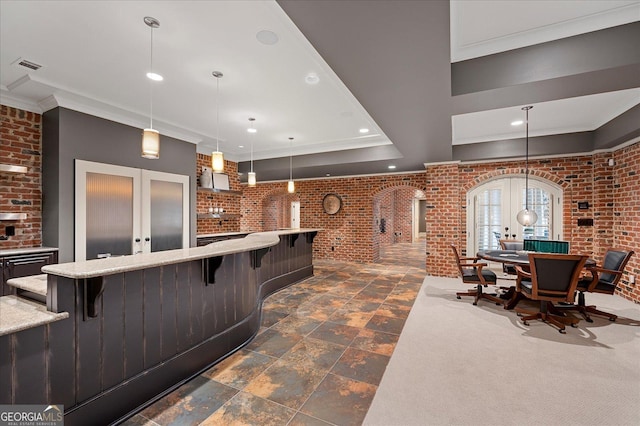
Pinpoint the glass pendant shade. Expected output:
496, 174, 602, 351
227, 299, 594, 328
141, 128, 160, 159
287, 179, 295, 193
211, 151, 224, 172
516, 208, 538, 226
247, 171, 256, 187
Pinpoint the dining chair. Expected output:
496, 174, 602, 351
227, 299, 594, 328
451, 245, 502, 306
513, 253, 588, 333
499, 239, 523, 275
556, 248, 634, 322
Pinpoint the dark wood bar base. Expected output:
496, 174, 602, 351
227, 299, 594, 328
0, 231, 317, 425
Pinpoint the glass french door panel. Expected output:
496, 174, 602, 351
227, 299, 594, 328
521, 187, 552, 240
476, 188, 502, 251
150, 180, 184, 252
86, 172, 134, 259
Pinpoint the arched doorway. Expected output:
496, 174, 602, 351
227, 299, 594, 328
261, 192, 300, 231
466, 175, 563, 255
372, 186, 426, 262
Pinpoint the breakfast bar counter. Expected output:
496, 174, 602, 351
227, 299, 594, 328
0, 229, 319, 425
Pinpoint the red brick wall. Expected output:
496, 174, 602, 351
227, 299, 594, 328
0, 105, 42, 249
427, 145, 639, 303
240, 174, 426, 263
195, 153, 241, 234
613, 142, 640, 301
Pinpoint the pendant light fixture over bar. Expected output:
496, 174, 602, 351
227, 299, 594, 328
516, 105, 538, 227
141, 16, 161, 159
247, 117, 257, 187
287, 137, 295, 193
211, 71, 225, 172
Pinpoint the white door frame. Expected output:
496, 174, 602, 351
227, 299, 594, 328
466, 176, 563, 255
291, 201, 300, 229
75, 160, 190, 260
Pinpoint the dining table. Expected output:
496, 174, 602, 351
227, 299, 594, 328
476, 249, 596, 309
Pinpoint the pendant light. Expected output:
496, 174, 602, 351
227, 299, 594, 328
287, 137, 295, 193
211, 71, 225, 172
516, 105, 538, 226
247, 117, 257, 187
141, 16, 161, 159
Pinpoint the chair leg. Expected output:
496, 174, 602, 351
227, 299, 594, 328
584, 305, 617, 322
554, 292, 617, 322
516, 302, 579, 333
457, 284, 502, 306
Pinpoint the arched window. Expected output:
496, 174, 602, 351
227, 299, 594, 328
466, 176, 563, 254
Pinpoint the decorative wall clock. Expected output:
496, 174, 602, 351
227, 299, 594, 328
322, 193, 342, 215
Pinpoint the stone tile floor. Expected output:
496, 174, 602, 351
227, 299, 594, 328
123, 240, 426, 426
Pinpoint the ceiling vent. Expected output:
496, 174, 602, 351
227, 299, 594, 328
17, 59, 42, 71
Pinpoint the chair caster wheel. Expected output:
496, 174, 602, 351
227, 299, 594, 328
522, 321, 528, 326
570, 323, 578, 328
559, 329, 566, 334
586, 317, 593, 323
457, 296, 461, 299
472, 302, 478, 306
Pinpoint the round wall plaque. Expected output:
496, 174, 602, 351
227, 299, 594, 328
322, 193, 342, 215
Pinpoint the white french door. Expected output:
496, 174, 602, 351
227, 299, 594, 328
467, 177, 562, 255
75, 160, 189, 260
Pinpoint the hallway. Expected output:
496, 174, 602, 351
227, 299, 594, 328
124, 241, 426, 425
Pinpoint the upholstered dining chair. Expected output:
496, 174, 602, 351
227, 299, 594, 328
451, 245, 502, 306
557, 248, 634, 322
514, 253, 588, 333
499, 239, 523, 275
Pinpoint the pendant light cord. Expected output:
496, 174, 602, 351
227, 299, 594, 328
216, 77, 220, 152
289, 138, 293, 180
149, 25, 154, 129
525, 107, 529, 210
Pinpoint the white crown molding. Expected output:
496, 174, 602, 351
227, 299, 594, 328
451, 2, 640, 62
0, 89, 43, 113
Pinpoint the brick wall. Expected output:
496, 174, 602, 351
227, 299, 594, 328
240, 173, 426, 263
426, 144, 639, 303
195, 153, 241, 234
0, 105, 42, 248
613, 142, 640, 301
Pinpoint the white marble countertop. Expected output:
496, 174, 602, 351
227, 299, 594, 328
0, 246, 58, 256
7, 274, 48, 296
197, 231, 251, 238
42, 229, 320, 280
0, 296, 68, 337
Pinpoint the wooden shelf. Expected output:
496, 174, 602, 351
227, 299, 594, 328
197, 187, 242, 195
197, 213, 241, 220
0, 164, 28, 174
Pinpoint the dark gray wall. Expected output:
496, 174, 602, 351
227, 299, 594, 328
452, 132, 593, 162
452, 22, 640, 96
43, 107, 197, 262
593, 104, 640, 150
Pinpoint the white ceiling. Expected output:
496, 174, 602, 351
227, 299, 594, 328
1, 0, 639, 162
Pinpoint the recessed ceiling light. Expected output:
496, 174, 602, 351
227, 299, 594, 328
388, 165, 396, 169
325, 173, 331, 177
238, 145, 244, 148
511, 120, 523, 126
256, 30, 279, 45
247, 128, 257, 133
305, 73, 320, 85
146, 72, 163, 81
359, 128, 369, 134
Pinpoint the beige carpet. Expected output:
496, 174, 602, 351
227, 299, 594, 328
364, 276, 640, 426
